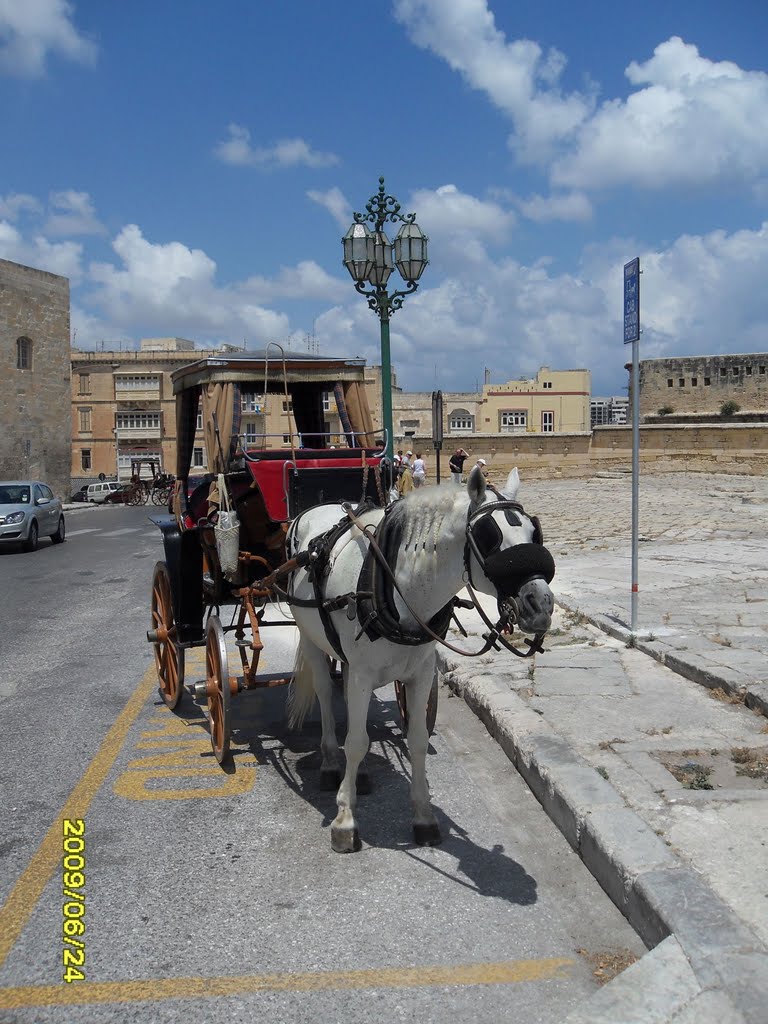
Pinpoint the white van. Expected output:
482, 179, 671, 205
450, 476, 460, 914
86, 481, 122, 504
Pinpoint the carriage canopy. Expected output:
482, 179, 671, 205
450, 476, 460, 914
171, 349, 377, 481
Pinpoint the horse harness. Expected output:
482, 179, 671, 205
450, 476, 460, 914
277, 489, 555, 663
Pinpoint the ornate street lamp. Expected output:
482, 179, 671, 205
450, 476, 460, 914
342, 176, 428, 456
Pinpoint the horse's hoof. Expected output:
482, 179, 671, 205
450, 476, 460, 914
331, 826, 361, 854
319, 769, 341, 791
413, 823, 442, 846
356, 772, 371, 795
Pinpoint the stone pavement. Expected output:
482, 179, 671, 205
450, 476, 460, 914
436, 472, 768, 1023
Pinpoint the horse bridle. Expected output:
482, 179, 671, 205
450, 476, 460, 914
462, 491, 555, 658
340, 493, 554, 659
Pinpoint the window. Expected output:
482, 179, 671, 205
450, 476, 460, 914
746, 366, 753, 376
541, 411, 554, 432
114, 374, 160, 391
78, 407, 92, 433
542, 381, 553, 389
192, 447, 205, 468
691, 377, 698, 387
678, 378, 685, 387
500, 410, 527, 432
81, 449, 92, 471
732, 366, 739, 376
243, 421, 259, 444
16, 337, 32, 370
760, 366, 766, 375
704, 377, 711, 386
322, 391, 331, 412
720, 367, 727, 377
78, 373, 91, 394
116, 412, 161, 429
282, 400, 293, 413
196, 411, 203, 430
667, 379, 673, 387
449, 409, 474, 431
241, 393, 263, 413
282, 434, 291, 445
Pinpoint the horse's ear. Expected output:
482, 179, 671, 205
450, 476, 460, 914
500, 467, 520, 500
467, 465, 487, 507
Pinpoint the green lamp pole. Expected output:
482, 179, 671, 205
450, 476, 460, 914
342, 177, 428, 456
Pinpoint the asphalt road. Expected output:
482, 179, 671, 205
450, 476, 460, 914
0, 503, 645, 1023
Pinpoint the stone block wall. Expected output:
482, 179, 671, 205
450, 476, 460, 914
639, 354, 768, 418
0, 259, 71, 498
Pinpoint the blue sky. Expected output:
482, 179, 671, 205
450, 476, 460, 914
2, 1, 768, 397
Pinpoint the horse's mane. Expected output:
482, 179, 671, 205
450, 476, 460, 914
397, 484, 467, 552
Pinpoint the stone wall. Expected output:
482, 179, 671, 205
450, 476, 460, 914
401, 423, 768, 483
639, 354, 768, 418
0, 259, 71, 498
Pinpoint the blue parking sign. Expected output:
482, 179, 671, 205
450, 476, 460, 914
624, 258, 640, 344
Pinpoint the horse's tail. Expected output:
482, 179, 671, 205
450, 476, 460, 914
286, 640, 316, 730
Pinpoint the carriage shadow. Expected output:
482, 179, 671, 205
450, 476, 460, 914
216, 685, 538, 908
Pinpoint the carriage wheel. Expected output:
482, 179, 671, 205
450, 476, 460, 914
150, 562, 185, 709
137, 486, 149, 506
128, 486, 142, 507
394, 673, 439, 737
205, 615, 231, 764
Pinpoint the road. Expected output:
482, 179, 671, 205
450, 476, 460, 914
0, 503, 644, 1023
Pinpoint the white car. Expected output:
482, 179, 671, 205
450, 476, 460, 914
86, 481, 122, 504
0, 480, 66, 552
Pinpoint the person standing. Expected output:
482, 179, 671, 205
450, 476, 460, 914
475, 458, 488, 478
449, 447, 469, 484
412, 452, 426, 488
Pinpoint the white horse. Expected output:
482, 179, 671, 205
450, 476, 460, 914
285, 466, 554, 853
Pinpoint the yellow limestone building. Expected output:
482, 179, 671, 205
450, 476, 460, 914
479, 366, 591, 434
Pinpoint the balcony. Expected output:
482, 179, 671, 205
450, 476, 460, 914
115, 386, 161, 403
115, 425, 162, 440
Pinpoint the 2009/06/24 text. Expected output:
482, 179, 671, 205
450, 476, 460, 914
62, 819, 85, 983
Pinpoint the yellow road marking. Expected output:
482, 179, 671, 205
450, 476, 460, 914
0, 958, 574, 1009
0, 662, 158, 970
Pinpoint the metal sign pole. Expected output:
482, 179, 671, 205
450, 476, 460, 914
623, 258, 641, 634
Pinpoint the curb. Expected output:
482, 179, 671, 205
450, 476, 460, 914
436, 656, 768, 1022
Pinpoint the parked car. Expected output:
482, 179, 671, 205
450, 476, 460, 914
103, 484, 133, 505
69, 484, 90, 502
86, 481, 122, 504
0, 481, 66, 552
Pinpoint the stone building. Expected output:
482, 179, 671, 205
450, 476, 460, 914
71, 338, 346, 481
637, 354, 768, 419
0, 259, 71, 498
480, 366, 591, 434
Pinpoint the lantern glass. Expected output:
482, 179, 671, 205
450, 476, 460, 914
394, 221, 428, 282
342, 222, 374, 282
368, 229, 393, 286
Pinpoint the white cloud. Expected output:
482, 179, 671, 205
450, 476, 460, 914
393, 0, 595, 162
45, 190, 105, 236
517, 191, 592, 222
214, 124, 340, 169
238, 260, 347, 304
0, 192, 42, 219
307, 187, 350, 229
553, 37, 768, 190
0, 0, 96, 77
0, 219, 84, 280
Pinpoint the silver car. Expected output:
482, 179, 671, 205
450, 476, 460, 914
0, 481, 66, 552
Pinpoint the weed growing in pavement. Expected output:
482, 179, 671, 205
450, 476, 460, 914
668, 760, 714, 790
626, 635, 636, 648
596, 766, 609, 780
709, 686, 745, 705
662, 611, 672, 625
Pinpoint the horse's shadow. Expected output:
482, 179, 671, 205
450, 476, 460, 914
218, 685, 538, 908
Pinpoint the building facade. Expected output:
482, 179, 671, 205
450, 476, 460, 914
591, 395, 628, 427
480, 366, 591, 434
70, 339, 345, 481
637, 354, 768, 419
0, 259, 71, 498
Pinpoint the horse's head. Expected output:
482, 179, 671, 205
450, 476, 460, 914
464, 466, 555, 637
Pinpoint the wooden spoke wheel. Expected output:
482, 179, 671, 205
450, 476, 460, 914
394, 673, 439, 737
205, 615, 231, 764
150, 561, 185, 710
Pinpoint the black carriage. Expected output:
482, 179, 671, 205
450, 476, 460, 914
147, 345, 393, 762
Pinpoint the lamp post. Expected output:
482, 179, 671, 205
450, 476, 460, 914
342, 176, 428, 456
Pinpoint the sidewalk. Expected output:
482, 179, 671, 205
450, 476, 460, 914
436, 472, 768, 1022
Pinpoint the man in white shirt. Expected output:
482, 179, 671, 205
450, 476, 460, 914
412, 452, 426, 487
